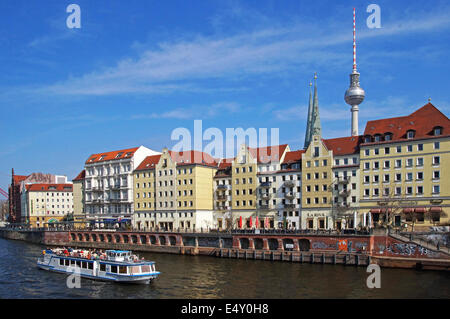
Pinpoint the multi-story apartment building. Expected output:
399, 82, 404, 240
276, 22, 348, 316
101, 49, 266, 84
359, 103, 450, 231
133, 148, 217, 231
72, 170, 85, 229
21, 183, 74, 228
326, 136, 362, 230
213, 159, 233, 230
276, 150, 304, 229
133, 154, 160, 230
83, 146, 160, 226
301, 134, 333, 230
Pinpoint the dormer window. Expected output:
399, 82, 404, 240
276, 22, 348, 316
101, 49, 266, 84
406, 130, 415, 139
364, 136, 372, 143
433, 126, 442, 136
116, 152, 124, 158
99, 155, 106, 161
384, 133, 392, 141
374, 134, 382, 142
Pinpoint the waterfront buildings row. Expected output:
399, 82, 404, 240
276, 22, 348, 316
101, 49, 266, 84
59, 99, 449, 232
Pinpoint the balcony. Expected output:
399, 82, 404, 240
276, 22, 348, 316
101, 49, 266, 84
284, 203, 296, 209
284, 180, 295, 187
260, 181, 272, 187
91, 187, 103, 192
339, 189, 351, 197
217, 184, 231, 190
337, 176, 350, 184
285, 192, 295, 199
260, 193, 271, 200
110, 185, 121, 190
259, 204, 271, 209
217, 194, 227, 201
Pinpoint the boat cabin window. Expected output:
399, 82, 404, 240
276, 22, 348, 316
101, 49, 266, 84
88, 263, 93, 270
100, 264, 106, 272
71, 260, 76, 266
65, 260, 70, 266
119, 266, 127, 274
111, 265, 118, 273
141, 265, 150, 273
76, 261, 81, 267
59, 259, 64, 266
82, 261, 87, 269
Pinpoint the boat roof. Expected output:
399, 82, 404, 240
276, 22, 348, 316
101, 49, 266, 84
106, 250, 131, 253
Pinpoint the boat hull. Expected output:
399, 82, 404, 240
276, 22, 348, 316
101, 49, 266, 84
37, 260, 159, 284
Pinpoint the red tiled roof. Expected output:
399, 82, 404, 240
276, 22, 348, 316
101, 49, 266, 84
363, 103, 450, 143
85, 147, 139, 164
247, 144, 288, 163
217, 158, 234, 169
13, 175, 28, 184
323, 136, 363, 156
72, 170, 85, 181
26, 183, 73, 192
282, 150, 305, 164
135, 154, 162, 171
169, 150, 218, 167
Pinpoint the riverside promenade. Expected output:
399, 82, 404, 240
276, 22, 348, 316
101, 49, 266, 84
1, 227, 449, 271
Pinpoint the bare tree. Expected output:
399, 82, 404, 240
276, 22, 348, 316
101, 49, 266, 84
0, 200, 8, 222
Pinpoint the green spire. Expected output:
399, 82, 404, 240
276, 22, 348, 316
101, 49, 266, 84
303, 81, 313, 149
310, 72, 322, 138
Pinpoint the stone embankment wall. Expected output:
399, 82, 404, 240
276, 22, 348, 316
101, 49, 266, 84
1, 229, 449, 270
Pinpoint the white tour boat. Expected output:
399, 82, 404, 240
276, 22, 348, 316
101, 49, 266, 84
37, 248, 160, 284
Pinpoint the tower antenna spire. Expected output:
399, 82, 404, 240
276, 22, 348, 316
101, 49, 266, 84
345, 8, 365, 136
353, 8, 357, 73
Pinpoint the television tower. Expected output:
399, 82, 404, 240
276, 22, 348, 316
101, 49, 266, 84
344, 8, 365, 136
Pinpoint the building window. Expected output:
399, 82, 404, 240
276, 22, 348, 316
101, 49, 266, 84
434, 142, 440, 150
407, 130, 415, 139
433, 156, 440, 165
417, 144, 423, 151
314, 147, 320, 157
433, 171, 440, 180
385, 147, 390, 154
434, 127, 442, 136
407, 145, 413, 152
433, 185, 440, 194
416, 158, 424, 167
396, 146, 401, 153
365, 149, 369, 156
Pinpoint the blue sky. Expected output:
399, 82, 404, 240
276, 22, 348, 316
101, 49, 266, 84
1, 0, 450, 191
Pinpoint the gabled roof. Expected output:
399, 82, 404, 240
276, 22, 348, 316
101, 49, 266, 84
13, 175, 28, 184
85, 147, 140, 164
169, 150, 218, 167
282, 150, 305, 164
26, 183, 73, 192
247, 144, 288, 163
323, 136, 363, 156
72, 170, 85, 182
363, 103, 450, 144
135, 154, 162, 171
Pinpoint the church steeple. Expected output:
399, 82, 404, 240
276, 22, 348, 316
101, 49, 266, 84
304, 73, 322, 149
311, 73, 322, 137
303, 81, 313, 149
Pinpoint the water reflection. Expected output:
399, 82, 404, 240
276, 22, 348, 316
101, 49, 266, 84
0, 238, 449, 299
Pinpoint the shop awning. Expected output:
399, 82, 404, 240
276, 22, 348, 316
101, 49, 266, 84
429, 207, 442, 213
369, 209, 381, 213
402, 208, 414, 213
415, 208, 426, 213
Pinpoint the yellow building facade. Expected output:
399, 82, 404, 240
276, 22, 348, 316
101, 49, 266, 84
358, 103, 450, 231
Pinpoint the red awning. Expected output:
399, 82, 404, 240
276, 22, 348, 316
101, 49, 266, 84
429, 207, 442, 213
402, 208, 414, 213
255, 216, 259, 229
239, 216, 243, 229
370, 209, 381, 213
249, 216, 253, 228
415, 208, 426, 213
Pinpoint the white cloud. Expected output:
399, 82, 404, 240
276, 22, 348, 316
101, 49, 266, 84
23, 5, 450, 96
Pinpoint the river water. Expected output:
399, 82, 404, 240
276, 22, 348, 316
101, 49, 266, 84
0, 238, 449, 299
